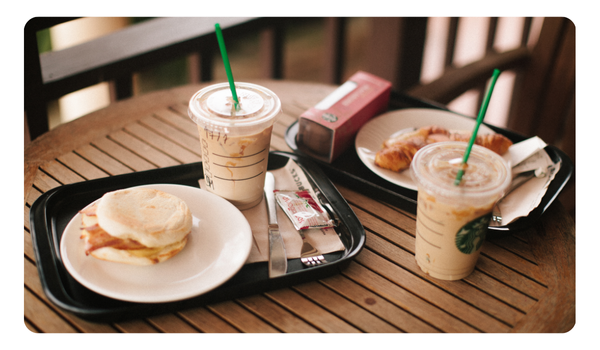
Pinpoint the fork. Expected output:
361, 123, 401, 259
298, 230, 327, 266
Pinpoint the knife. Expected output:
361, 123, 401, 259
264, 172, 288, 278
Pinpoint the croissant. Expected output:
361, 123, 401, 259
374, 125, 512, 173
449, 133, 513, 155
374, 141, 420, 172
382, 125, 449, 149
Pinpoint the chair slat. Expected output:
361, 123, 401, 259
260, 25, 284, 79
363, 17, 428, 90
486, 17, 499, 53
444, 17, 460, 69
323, 17, 346, 84
533, 19, 575, 145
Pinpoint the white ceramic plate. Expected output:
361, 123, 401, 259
60, 184, 252, 303
355, 108, 495, 190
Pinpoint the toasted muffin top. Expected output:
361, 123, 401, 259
96, 188, 192, 248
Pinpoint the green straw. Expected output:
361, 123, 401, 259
214, 23, 239, 111
454, 68, 501, 185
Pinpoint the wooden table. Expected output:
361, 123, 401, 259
24, 80, 575, 333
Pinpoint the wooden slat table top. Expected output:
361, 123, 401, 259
24, 80, 575, 334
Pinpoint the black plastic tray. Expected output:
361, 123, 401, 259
29, 152, 365, 322
285, 90, 574, 237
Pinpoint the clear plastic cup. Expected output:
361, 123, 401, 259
188, 82, 281, 210
410, 142, 511, 280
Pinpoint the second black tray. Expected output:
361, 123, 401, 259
29, 152, 365, 322
285, 91, 574, 236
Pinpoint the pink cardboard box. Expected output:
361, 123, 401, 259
297, 71, 392, 163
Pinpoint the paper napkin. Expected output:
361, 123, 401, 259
497, 136, 561, 225
200, 159, 345, 264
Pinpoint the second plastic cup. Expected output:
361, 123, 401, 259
188, 82, 281, 210
410, 142, 511, 280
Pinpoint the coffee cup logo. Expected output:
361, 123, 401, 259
455, 214, 491, 254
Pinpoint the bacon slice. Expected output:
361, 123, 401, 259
80, 203, 148, 254
81, 223, 147, 255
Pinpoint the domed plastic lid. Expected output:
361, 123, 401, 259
188, 82, 281, 130
411, 142, 511, 203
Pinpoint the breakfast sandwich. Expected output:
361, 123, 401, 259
79, 187, 193, 265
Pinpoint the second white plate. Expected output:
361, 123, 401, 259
355, 108, 496, 190
60, 184, 253, 303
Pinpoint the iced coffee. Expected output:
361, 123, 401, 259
188, 83, 281, 210
410, 142, 511, 280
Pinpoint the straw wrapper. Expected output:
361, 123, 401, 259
498, 136, 560, 225
200, 159, 345, 264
